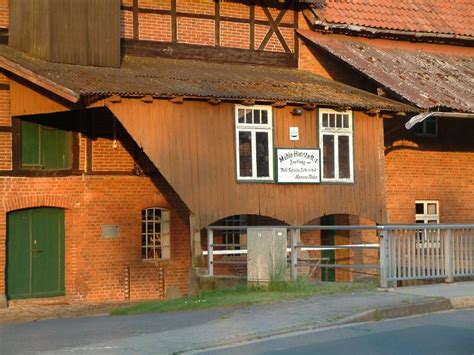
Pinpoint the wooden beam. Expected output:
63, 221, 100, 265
141, 95, 154, 103
123, 39, 297, 67
272, 101, 287, 108
0, 56, 80, 103
366, 108, 380, 116
241, 99, 255, 106
303, 103, 317, 111
208, 98, 222, 105
107, 95, 122, 103
170, 96, 184, 104
377, 88, 386, 96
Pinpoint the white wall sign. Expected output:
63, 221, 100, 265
277, 148, 320, 183
289, 127, 299, 141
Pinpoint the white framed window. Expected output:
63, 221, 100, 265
141, 207, 170, 260
415, 200, 440, 224
319, 109, 354, 182
414, 117, 437, 136
235, 105, 273, 181
415, 200, 440, 247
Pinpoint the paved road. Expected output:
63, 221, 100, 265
203, 309, 474, 355
0, 308, 236, 354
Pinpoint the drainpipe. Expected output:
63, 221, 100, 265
405, 112, 474, 130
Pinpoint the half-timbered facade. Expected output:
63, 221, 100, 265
0, 0, 419, 305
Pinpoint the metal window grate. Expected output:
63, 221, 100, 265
141, 208, 162, 259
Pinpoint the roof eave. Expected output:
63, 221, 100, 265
0, 56, 81, 103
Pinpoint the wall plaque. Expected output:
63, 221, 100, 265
276, 148, 320, 183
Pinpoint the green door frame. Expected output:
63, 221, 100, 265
321, 215, 336, 281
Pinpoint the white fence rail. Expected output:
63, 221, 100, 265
379, 226, 474, 286
206, 224, 474, 287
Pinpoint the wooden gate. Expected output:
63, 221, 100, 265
7, 208, 65, 299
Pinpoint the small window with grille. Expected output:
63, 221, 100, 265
141, 207, 170, 260
222, 215, 247, 254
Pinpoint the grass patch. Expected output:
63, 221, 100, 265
111, 280, 375, 316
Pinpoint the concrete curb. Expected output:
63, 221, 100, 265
450, 296, 474, 309
183, 298, 453, 353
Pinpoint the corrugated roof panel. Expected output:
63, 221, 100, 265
0, 44, 417, 112
299, 30, 474, 112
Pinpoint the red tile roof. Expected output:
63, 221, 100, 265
299, 30, 474, 112
314, 0, 474, 37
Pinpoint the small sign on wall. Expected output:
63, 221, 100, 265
276, 148, 320, 183
102, 225, 120, 239
289, 127, 299, 141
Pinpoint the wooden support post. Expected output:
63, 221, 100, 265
290, 228, 300, 281
207, 229, 214, 276
444, 229, 454, 283
379, 229, 389, 288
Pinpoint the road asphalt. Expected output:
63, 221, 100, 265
0, 281, 472, 354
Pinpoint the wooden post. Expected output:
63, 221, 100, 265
379, 229, 389, 288
444, 229, 454, 283
290, 229, 300, 281
207, 229, 214, 276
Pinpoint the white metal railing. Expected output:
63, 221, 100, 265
206, 224, 474, 286
379, 226, 474, 286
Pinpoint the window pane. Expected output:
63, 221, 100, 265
336, 114, 342, 128
427, 203, 437, 214
343, 115, 349, 128
238, 109, 245, 124
322, 114, 329, 127
245, 109, 252, 124
425, 118, 436, 135
415, 203, 424, 214
416, 220, 425, 224
261, 110, 268, 124
42, 127, 72, 169
21, 120, 41, 166
414, 123, 423, 134
254, 110, 260, 124
323, 135, 335, 179
338, 135, 350, 179
329, 114, 335, 127
256, 132, 269, 177
428, 220, 438, 224
239, 131, 252, 177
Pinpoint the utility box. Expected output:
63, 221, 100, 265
247, 228, 288, 284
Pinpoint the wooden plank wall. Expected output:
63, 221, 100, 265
9, 0, 120, 67
108, 100, 387, 229
9, 79, 73, 117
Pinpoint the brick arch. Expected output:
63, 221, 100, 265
3, 195, 77, 212
139, 194, 169, 211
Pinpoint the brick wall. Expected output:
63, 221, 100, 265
0, 0, 8, 29
385, 118, 474, 224
0, 99, 192, 302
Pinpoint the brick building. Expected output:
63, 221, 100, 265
1, 0, 469, 306
298, 0, 474, 225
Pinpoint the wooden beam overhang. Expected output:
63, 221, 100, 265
271, 101, 287, 108
0, 56, 80, 103
141, 95, 154, 103
169, 96, 184, 104
303, 103, 317, 111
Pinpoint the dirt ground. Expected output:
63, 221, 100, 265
0, 298, 138, 323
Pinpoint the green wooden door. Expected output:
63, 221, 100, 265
7, 208, 65, 299
321, 215, 336, 282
